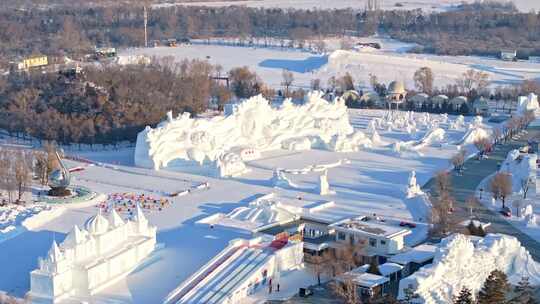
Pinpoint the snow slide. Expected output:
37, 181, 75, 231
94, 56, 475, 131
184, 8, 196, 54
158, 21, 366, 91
398, 234, 540, 304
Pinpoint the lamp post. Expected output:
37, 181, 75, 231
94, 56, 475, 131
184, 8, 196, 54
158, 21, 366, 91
479, 188, 484, 200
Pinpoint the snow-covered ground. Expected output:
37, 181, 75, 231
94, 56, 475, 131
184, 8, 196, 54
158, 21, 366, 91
121, 43, 540, 90
154, 0, 540, 13
476, 146, 540, 244
0, 109, 501, 302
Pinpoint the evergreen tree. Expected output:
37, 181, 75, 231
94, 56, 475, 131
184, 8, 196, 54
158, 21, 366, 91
510, 277, 537, 304
454, 286, 474, 304
477, 270, 510, 304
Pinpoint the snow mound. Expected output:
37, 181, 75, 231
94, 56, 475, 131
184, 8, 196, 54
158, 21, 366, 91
398, 234, 540, 303
227, 197, 295, 226
135, 92, 354, 171
455, 126, 491, 146
500, 149, 537, 193
517, 93, 539, 116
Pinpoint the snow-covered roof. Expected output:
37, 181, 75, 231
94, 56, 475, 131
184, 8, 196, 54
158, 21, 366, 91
389, 244, 437, 265
378, 262, 404, 276
350, 272, 389, 288
330, 216, 411, 239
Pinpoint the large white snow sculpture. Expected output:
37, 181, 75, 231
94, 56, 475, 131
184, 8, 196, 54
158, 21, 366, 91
517, 93, 539, 116
406, 171, 424, 198
135, 92, 354, 171
398, 234, 540, 304
29, 207, 156, 302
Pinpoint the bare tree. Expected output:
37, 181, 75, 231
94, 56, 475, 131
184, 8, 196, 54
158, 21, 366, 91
451, 149, 466, 173
520, 177, 534, 199
329, 274, 359, 304
474, 137, 491, 158
456, 69, 490, 94
413, 67, 434, 94
308, 255, 325, 285
311, 78, 321, 91
430, 191, 456, 236
466, 196, 479, 218
435, 171, 452, 195
14, 150, 32, 202
512, 199, 523, 217
281, 69, 294, 97
490, 172, 513, 209
0, 149, 17, 204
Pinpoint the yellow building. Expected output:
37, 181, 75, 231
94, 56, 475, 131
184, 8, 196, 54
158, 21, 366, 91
18, 56, 48, 70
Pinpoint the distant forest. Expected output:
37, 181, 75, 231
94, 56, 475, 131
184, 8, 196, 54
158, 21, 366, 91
1, 1, 540, 66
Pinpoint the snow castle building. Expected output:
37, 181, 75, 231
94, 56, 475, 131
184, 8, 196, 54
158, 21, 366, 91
29, 206, 157, 303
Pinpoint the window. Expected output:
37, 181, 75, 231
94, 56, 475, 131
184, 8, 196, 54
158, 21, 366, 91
338, 232, 346, 241
369, 238, 377, 247
380, 240, 386, 245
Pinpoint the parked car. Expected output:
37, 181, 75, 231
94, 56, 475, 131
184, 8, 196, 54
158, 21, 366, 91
500, 206, 512, 217
399, 221, 417, 228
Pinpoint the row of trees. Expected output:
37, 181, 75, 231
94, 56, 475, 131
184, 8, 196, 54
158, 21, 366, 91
0, 59, 274, 144
1, 1, 540, 66
453, 271, 537, 304
0, 143, 59, 205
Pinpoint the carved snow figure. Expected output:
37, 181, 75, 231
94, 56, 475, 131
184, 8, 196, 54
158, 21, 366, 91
406, 171, 424, 198
317, 170, 335, 195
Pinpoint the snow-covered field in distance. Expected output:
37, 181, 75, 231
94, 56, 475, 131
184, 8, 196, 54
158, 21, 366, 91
121, 40, 540, 90
154, 0, 540, 13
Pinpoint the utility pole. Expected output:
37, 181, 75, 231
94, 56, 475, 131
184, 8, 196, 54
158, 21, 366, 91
144, 5, 148, 48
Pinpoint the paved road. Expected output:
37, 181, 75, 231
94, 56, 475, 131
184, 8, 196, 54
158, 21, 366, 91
423, 125, 540, 262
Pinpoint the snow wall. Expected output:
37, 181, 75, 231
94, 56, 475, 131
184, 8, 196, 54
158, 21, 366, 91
398, 234, 540, 303
135, 92, 356, 171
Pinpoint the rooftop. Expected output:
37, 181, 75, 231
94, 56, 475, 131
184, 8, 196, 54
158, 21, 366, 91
330, 216, 411, 239
388, 244, 437, 265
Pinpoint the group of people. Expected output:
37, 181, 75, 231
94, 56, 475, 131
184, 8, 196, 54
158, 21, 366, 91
96, 192, 172, 217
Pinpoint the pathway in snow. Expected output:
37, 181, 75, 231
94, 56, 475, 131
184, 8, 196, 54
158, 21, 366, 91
423, 125, 540, 261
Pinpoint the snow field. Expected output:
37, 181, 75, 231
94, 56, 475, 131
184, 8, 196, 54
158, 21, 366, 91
0, 109, 501, 302
121, 45, 540, 90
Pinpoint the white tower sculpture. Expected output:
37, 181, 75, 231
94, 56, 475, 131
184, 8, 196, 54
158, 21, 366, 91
406, 170, 424, 198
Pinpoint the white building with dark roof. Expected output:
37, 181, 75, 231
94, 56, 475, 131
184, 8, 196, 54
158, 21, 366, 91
29, 206, 156, 303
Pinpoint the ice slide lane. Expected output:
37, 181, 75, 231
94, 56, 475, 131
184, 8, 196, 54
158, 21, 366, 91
166, 245, 244, 304
180, 248, 256, 303
197, 249, 270, 304
422, 125, 540, 262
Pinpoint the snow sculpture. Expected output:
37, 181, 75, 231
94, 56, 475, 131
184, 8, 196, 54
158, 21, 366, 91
523, 204, 534, 218
327, 131, 372, 152
406, 171, 424, 198
398, 234, 540, 304
456, 127, 491, 146
271, 169, 299, 189
317, 170, 335, 196
371, 130, 381, 145
29, 207, 156, 302
500, 150, 537, 192
449, 115, 465, 130
135, 92, 354, 171
517, 93, 539, 116
216, 152, 248, 177
526, 214, 538, 227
